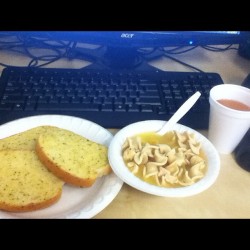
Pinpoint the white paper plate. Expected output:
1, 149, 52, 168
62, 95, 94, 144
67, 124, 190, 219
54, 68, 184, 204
108, 120, 220, 197
0, 115, 123, 218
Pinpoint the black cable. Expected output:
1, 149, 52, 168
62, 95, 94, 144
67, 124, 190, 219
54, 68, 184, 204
1, 47, 30, 56
201, 44, 238, 51
17, 34, 71, 50
160, 44, 238, 72
0, 34, 72, 68
163, 54, 204, 73
137, 47, 158, 55
15, 33, 74, 67
0, 33, 73, 69
0, 38, 25, 51
29, 56, 63, 68
23, 46, 61, 60
0, 62, 14, 68
27, 54, 61, 67
138, 46, 204, 73
28, 41, 75, 67
161, 46, 198, 54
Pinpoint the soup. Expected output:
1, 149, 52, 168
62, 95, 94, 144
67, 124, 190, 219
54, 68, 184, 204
122, 131, 207, 188
217, 99, 250, 111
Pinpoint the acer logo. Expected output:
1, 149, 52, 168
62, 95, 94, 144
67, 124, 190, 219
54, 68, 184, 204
121, 33, 134, 38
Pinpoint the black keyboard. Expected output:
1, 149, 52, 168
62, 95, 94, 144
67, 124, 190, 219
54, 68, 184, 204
0, 66, 224, 129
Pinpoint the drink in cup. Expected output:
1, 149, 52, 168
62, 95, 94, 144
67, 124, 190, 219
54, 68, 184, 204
208, 84, 250, 154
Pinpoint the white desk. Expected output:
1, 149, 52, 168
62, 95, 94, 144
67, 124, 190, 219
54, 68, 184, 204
1, 45, 250, 218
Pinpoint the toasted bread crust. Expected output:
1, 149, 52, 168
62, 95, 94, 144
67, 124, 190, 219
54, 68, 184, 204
36, 143, 95, 187
35, 128, 111, 187
0, 191, 62, 212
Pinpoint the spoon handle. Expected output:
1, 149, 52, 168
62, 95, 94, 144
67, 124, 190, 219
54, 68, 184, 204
157, 91, 201, 136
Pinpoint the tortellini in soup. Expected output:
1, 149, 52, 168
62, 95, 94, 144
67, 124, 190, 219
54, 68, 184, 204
122, 131, 207, 188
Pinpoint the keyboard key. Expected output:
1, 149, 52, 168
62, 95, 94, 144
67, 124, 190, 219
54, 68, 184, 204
36, 103, 100, 111
128, 104, 140, 112
101, 104, 113, 111
114, 104, 126, 112
141, 105, 153, 112
0, 103, 12, 110
138, 97, 161, 105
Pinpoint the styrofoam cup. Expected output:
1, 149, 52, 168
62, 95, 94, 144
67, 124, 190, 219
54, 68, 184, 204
208, 84, 250, 154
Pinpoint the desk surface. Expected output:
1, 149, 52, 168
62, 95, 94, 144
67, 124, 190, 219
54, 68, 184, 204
1, 44, 250, 218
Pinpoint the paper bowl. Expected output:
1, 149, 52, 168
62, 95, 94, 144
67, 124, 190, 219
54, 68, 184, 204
108, 120, 220, 197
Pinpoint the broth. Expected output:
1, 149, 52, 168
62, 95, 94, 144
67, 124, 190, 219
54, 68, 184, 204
122, 131, 207, 188
217, 99, 250, 111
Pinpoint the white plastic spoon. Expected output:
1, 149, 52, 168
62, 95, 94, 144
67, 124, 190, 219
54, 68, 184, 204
157, 91, 201, 136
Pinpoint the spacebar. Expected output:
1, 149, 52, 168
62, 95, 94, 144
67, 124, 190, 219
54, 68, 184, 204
37, 103, 100, 111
